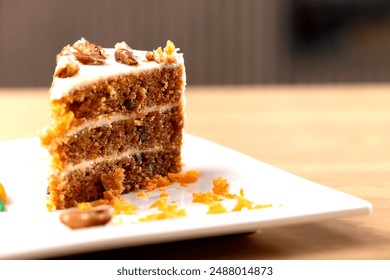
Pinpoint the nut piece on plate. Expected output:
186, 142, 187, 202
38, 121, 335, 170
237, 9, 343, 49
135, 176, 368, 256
59, 205, 113, 229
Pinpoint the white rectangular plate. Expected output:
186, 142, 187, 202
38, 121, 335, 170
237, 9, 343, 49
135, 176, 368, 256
0, 134, 371, 259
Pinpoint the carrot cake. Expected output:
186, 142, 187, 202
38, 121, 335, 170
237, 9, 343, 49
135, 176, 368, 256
40, 38, 186, 210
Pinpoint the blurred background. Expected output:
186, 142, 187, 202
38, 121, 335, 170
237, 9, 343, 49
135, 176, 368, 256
1, 0, 390, 87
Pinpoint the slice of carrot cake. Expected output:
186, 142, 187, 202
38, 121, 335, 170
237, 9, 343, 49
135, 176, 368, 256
40, 38, 186, 210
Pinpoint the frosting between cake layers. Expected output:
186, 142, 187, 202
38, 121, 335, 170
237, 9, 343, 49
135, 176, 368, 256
65, 102, 180, 137
50, 48, 185, 101
61, 146, 163, 176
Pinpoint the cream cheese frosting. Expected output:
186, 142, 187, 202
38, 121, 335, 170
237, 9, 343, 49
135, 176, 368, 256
65, 102, 180, 137
61, 146, 163, 175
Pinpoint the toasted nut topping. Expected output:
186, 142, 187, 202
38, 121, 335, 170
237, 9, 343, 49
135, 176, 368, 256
145, 40, 177, 64
164, 40, 177, 63
71, 38, 106, 65
54, 58, 80, 78
115, 48, 138, 66
146, 51, 156, 62
59, 205, 112, 229
72, 38, 104, 55
164, 40, 175, 55
73, 51, 106, 65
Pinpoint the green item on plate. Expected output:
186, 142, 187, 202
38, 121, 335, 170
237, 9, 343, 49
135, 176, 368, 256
0, 198, 4, 211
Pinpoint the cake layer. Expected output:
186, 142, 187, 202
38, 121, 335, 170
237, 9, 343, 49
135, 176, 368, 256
49, 147, 182, 209
51, 66, 184, 120
52, 106, 183, 168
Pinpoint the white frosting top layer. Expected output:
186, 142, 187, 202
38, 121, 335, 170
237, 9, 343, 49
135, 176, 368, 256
50, 47, 184, 101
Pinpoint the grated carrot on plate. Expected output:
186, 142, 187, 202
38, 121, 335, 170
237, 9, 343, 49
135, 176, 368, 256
112, 197, 138, 215
231, 188, 272, 211
212, 176, 236, 199
192, 191, 223, 205
77, 202, 93, 211
207, 202, 228, 214
136, 191, 150, 198
140, 198, 186, 221
159, 190, 170, 198
144, 175, 171, 191
92, 197, 138, 215
168, 170, 199, 186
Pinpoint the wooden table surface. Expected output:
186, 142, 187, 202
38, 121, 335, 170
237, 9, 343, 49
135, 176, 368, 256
0, 85, 389, 259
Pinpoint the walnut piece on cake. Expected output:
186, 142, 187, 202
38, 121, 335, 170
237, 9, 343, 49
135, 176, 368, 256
146, 40, 178, 64
54, 58, 79, 78
114, 49, 138, 66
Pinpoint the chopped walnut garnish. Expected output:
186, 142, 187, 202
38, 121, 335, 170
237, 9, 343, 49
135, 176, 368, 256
146, 51, 155, 62
145, 40, 177, 64
146, 49, 162, 63
73, 52, 106, 65
72, 38, 104, 55
164, 40, 175, 56
54, 58, 80, 78
115, 49, 138, 66
114, 41, 138, 66
71, 38, 106, 65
